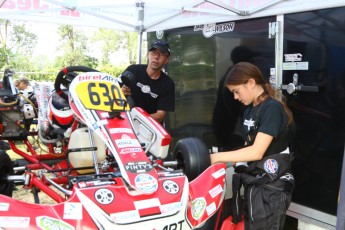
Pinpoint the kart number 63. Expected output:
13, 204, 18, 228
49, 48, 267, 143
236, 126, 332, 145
76, 81, 130, 112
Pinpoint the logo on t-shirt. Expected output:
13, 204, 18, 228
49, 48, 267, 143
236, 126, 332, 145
244, 118, 255, 131
137, 82, 158, 98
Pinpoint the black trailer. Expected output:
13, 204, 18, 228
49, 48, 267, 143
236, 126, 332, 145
156, 5, 345, 230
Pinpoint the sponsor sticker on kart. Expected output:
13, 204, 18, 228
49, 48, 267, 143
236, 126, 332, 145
94, 188, 115, 205
209, 184, 223, 198
0, 202, 9, 211
115, 138, 141, 148
63, 202, 83, 220
75, 80, 130, 112
110, 210, 140, 223
119, 147, 142, 154
125, 161, 153, 173
206, 202, 217, 216
0, 216, 30, 228
163, 180, 180, 194
134, 173, 158, 193
109, 128, 133, 134
36, 216, 74, 230
191, 197, 206, 220
160, 202, 182, 214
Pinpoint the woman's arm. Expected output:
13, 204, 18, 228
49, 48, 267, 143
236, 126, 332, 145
210, 132, 273, 164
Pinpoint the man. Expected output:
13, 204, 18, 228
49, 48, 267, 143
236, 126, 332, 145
14, 75, 30, 91
121, 40, 175, 123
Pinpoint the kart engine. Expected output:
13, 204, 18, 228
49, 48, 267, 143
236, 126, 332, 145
0, 91, 36, 138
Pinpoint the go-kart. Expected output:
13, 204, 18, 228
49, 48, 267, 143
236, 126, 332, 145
0, 66, 226, 229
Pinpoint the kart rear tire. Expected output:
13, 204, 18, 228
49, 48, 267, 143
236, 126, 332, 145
0, 150, 14, 197
173, 137, 211, 181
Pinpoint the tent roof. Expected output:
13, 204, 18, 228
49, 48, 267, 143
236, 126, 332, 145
1, 0, 345, 33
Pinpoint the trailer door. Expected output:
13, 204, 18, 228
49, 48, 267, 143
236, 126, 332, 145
281, 6, 345, 228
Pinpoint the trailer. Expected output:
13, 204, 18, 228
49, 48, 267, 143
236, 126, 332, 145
155, 3, 345, 230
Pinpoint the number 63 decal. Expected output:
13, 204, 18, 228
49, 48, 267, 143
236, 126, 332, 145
76, 81, 130, 112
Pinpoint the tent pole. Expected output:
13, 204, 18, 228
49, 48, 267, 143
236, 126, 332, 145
138, 31, 143, 64
136, 1, 144, 64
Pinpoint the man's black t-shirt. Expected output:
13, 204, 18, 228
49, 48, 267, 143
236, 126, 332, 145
124, 64, 175, 114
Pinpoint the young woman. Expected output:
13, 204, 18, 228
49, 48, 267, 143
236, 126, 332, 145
211, 62, 295, 229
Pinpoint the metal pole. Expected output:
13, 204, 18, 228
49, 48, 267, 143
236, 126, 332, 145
136, 1, 144, 64
336, 145, 345, 229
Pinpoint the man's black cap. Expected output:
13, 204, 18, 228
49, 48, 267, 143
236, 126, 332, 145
149, 40, 171, 55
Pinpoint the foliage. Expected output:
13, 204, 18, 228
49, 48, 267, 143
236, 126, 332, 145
92, 29, 138, 65
54, 25, 98, 68
1, 22, 141, 82
0, 20, 37, 70
97, 63, 127, 78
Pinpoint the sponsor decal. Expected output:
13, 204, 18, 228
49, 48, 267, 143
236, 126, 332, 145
125, 161, 153, 173
63, 202, 83, 220
159, 172, 184, 178
121, 134, 131, 139
212, 167, 226, 179
0, 216, 30, 228
162, 220, 185, 230
92, 123, 99, 130
160, 202, 182, 214
206, 202, 217, 216
115, 138, 141, 148
78, 74, 102, 81
280, 173, 294, 181
101, 75, 117, 83
78, 180, 115, 188
209, 184, 223, 198
264, 159, 278, 174
36, 216, 74, 230
163, 180, 180, 194
0, 202, 9, 211
94, 188, 115, 205
119, 147, 142, 154
109, 128, 133, 134
156, 30, 164, 39
284, 53, 302, 62
194, 22, 235, 38
134, 174, 158, 193
110, 210, 140, 223
191, 197, 206, 220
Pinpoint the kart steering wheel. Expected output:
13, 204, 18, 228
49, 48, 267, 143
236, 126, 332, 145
54, 66, 99, 101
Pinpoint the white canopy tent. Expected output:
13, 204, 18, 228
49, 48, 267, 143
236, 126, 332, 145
1, 0, 345, 62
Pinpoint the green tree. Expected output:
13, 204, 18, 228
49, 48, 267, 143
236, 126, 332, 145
54, 25, 98, 68
0, 20, 37, 70
92, 29, 138, 65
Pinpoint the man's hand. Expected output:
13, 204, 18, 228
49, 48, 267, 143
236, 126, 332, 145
121, 85, 132, 96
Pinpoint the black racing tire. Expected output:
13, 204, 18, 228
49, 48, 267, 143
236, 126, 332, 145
0, 150, 14, 197
173, 137, 211, 181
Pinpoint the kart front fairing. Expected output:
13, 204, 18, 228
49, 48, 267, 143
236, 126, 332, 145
0, 72, 226, 229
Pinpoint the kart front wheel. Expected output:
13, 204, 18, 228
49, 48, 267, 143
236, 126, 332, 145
173, 137, 211, 181
0, 150, 14, 197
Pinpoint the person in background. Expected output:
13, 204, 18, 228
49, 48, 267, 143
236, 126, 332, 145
211, 62, 295, 229
120, 40, 175, 124
14, 75, 30, 92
